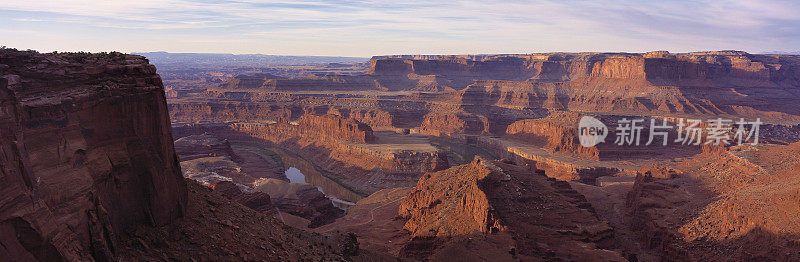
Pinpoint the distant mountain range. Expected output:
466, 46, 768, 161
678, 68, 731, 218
133, 52, 369, 67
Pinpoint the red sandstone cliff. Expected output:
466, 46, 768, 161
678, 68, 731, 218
168, 102, 297, 124
0, 50, 186, 261
397, 158, 503, 238
228, 114, 449, 175
229, 113, 375, 143
369, 51, 800, 85
505, 111, 600, 160
415, 112, 490, 136
297, 114, 376, 143
625, 144, 800, 261
375, 51, 800, 121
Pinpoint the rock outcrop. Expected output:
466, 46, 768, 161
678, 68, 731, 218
173, 133, 241, 162
168, 101, 297, 124
384, 51, 800, 122
296, 114, 376, 143
231, 114, 375, 144
626, 143, 800, 261
227, 115, 449, 175
253, 178, 344, 228
398, 158, 503, 238
118, 181, 363, 260
397, 158, 623, 260
415, 112, 489, 136
504, 111, 600, 160
0, 50, 186, 261
212, 181, 276, 215
370, 51, 800, 85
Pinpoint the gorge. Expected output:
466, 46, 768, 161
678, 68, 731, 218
3, 48, 800, 261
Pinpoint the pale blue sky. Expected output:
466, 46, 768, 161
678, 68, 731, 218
1, 0, 799, 56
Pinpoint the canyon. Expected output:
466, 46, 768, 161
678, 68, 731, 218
163, 50, 800, 261
0, 49, 370, 261
3, 48, 800, 261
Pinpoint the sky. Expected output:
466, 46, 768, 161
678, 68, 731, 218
1, 0, 799, 57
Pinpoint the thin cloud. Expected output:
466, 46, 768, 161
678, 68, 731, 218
0, 0, 798, 56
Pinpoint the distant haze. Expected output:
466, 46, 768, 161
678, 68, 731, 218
134, 52, 368, 66
2, 0, 800, 57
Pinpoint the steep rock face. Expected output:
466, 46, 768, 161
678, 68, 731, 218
370, 51, 800, 85
228, 115, 449, 175
397, 158, 623, 260
328, 143, 449, 173
624, 171, 691, 259
263, 75, 382, 91
414, 112, 489, 136
0, 50, 186, 261
370, 56, 530, 81
168, 102, 296, 123
229, 114, 374, 144
372, 51, 800, 121
368, 58, 413, 75
642, 51, 779, 82
297, 114, 376, 143
504, 112, 599, 160
328, 107, 394, 128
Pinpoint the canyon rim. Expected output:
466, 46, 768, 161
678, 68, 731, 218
3, 1, 800, 261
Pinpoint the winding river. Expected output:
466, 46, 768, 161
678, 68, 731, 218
284, 167, 356, 209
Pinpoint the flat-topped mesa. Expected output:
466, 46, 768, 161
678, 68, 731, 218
0, 49, 186, 261
169, 102, 297, 123
230, 114, 375, 144
222, 73, 284, 89
298, 114, 376, 143
368, 51, 800, 85
413, 112, 490, 136
368, 56, 531, 80
228, 115, 448, 174
505, 112, 600, 160
398, 52, 800, 120
370, 54, 496, 61
173, 133, 241, 162
220, 73, 384, 91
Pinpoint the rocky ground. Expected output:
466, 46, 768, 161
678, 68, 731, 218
118, 180, 384, 261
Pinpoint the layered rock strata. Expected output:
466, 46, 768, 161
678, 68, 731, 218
0, 50, 186, 261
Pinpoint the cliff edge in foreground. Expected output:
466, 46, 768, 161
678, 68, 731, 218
0, 49, 186, 261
